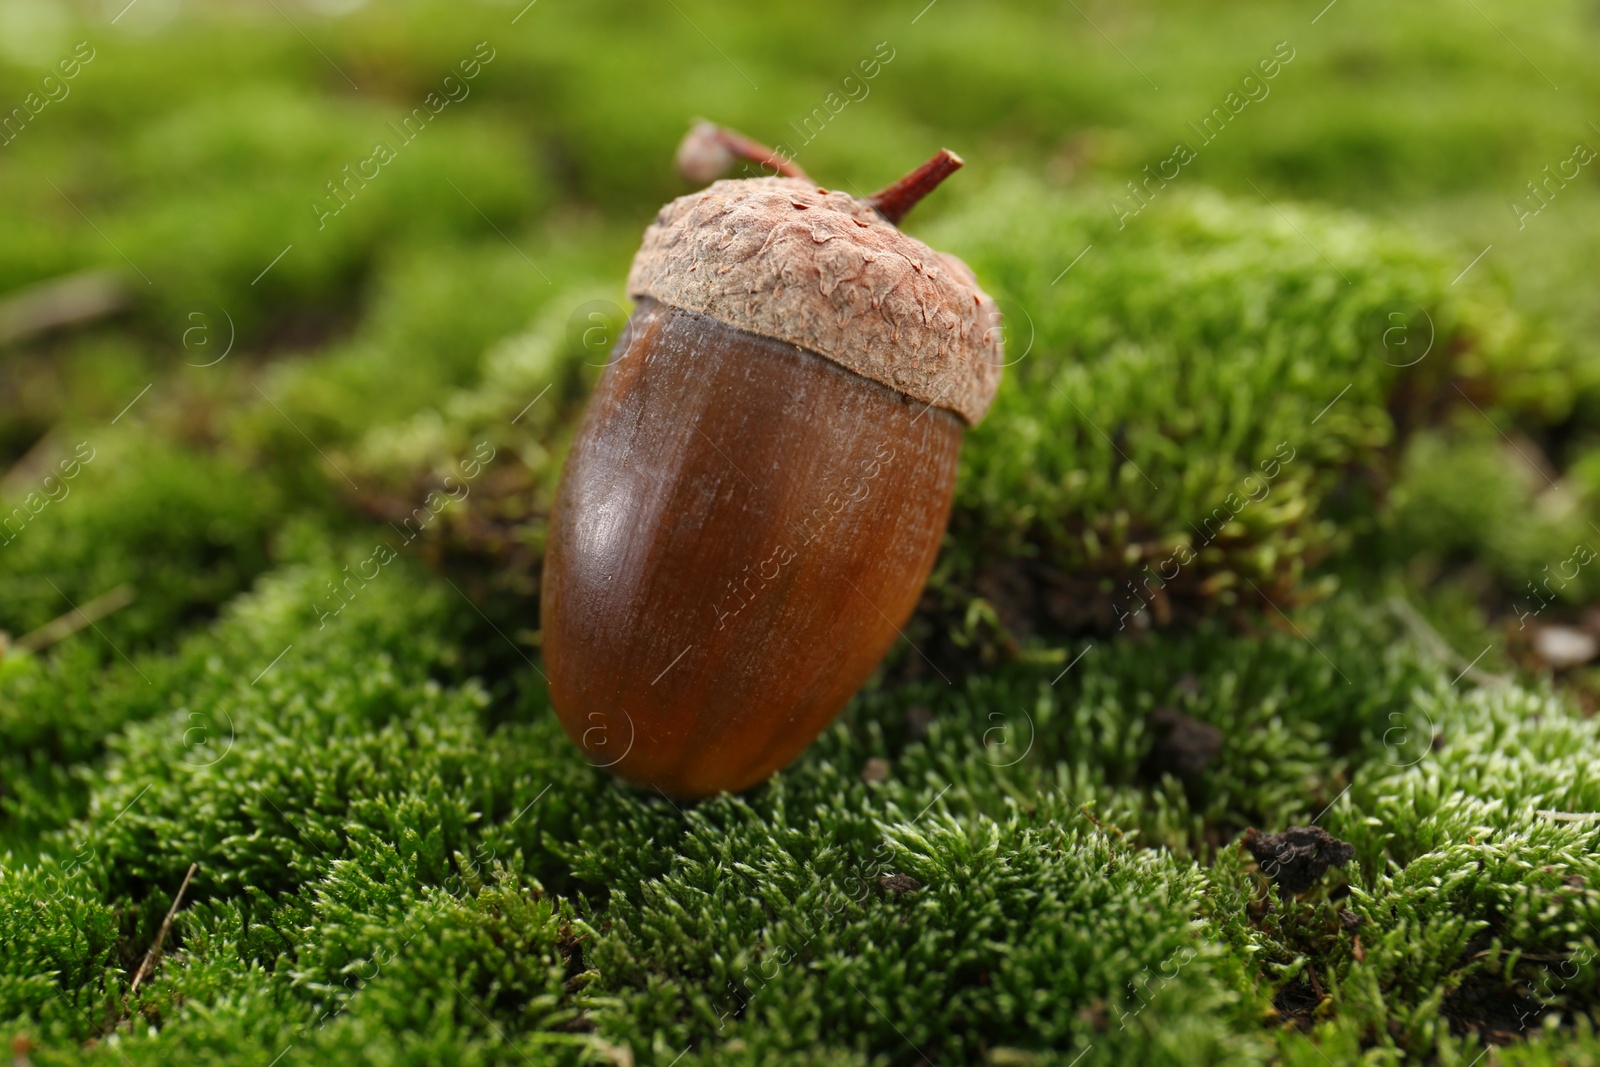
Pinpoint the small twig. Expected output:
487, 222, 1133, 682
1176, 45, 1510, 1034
14, 584, 136, 654
129, 863, 198, 995
0, 268, 129, 346
1535, 810, 1600, 822
2, 432, 69, 497
1078, 804, 1124, 837
1385, 595, 1511, 689
867, 148, 963, 225
1481, 950, 1583, 961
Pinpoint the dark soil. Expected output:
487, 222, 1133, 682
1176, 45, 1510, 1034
1241, 826, 1356, 898
878, 873, 921, 896
1441, 973, 1549, 1046
1143, 706, 1223, 779
1273, 973, 1322, 1032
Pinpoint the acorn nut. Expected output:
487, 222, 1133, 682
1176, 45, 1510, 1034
542, 124, 1003, 797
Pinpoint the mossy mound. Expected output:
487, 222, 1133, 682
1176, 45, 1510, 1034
5, 0, 1600, 1063
5, 563, 1598, 1064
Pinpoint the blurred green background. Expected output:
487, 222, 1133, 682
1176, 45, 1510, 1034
4, 1, 1600, 1064
3, 0, 1600, 655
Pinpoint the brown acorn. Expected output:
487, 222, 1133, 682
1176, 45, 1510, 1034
542, 124, 1003, 797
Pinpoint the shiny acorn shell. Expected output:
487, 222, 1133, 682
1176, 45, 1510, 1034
542, 177, 1002, 797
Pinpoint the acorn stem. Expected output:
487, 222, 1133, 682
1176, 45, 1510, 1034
676, 121, 810, 183
716, 127, 809, 179
867, 149, 964, 225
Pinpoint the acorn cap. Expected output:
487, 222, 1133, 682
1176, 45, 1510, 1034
626, 177, 1003, 426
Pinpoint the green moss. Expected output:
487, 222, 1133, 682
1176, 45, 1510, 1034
0, 434, 283, 649
0, 863, 121, 1040
7, 0, 1600, 1062
1382, 428, 1598, 603
5, 563, 1598, 1063
920, 176, 1535, 645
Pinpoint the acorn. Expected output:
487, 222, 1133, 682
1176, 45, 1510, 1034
542, 123, 1002, 797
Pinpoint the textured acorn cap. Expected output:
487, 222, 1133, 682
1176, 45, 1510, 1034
626, 177, 1003, 425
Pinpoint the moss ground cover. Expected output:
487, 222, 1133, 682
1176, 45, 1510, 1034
4, 0, 1600, 1062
